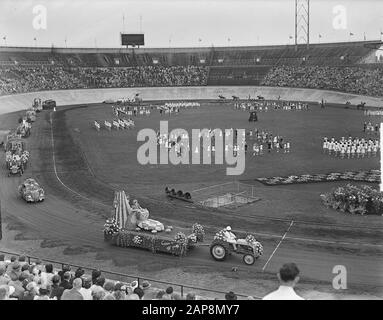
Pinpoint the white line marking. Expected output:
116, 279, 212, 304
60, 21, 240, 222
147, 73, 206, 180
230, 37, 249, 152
49, 113, 109, 208
262, 220, 294, 271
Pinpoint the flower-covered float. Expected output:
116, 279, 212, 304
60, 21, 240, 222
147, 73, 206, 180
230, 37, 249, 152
320, 184, 383, 215
104, 190, 205, 256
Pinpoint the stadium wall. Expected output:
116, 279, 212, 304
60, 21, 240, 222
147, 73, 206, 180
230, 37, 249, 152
0, 86, 382, 115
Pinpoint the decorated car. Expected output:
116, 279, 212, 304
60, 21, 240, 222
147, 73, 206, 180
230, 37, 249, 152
18, 178, 45, 203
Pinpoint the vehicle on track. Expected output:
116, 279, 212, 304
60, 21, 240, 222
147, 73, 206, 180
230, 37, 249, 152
42, 99, 56, 110
210, 230, 263, 265
18, 178, 45, 203
8, 162, 23, 177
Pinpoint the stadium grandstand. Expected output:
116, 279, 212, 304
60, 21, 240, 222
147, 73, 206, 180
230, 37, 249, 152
1, 40, 382, 95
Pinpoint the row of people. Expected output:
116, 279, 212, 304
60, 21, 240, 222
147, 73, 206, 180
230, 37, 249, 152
323, 137, 380, 158
363, 122, 380, 135
0, 254, 304, 300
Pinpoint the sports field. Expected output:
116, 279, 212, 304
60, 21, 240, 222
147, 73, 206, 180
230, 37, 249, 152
1, 97, 382, 298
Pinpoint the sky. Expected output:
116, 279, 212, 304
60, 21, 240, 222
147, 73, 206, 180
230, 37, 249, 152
0, 0, 382, 48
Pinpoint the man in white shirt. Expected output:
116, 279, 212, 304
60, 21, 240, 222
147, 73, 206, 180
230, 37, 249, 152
223, 226, 237, 250
262, 263, 304, 300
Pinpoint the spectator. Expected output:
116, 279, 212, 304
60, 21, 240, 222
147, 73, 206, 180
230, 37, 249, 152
34, 287, 54, 300
59, 271, 73, 290
0, 285, 15, 300
74, 267, 85, 279
225, 291, 237, 300
40, 263, 54, 287
58, 264, 71, 281
103, 280, 115, 294
79, 277, 93, 300
262, 263, 304, 300
50, 275, 64, 300
153, 289, 166, 300
22, 282, 39, 300
91, 269, 102, 285
61, 278, 84, 300
18, 256, 27, 267
185, 292, 196, 300
0, 264, 10, 285
162, 286, 174, 300
133, 287, 145, 300
8, 273, 25, 300
92, 290, 106, 300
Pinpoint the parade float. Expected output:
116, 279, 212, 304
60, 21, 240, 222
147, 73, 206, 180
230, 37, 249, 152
103, 191, 205, 256
320, 184, 383, 215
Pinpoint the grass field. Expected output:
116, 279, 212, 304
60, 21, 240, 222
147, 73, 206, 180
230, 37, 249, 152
60, 101, 382, 228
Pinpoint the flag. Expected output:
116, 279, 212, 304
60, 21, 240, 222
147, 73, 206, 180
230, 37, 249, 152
289, 35, 293, 39
2, 36, 6, 40
380, 31, 383, 35
349, 32, 354, 36
319, 34, 322, 38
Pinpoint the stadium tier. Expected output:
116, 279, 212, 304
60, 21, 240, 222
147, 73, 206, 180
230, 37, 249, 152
0, 40, 382, 95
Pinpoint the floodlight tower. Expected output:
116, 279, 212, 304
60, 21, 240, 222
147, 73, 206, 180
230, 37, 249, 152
381, 122, 383, 192
295, 0, 310, 49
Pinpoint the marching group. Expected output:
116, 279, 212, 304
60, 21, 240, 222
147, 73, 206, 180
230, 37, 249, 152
363, 121, 380, 135
248, 129, 291, 156
234, 100, 309, 112
322, 136, 380, 158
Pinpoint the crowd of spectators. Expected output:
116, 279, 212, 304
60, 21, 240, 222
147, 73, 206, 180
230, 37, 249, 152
261, 65, 383, 97
0, 65, 208, 95
0, 254, 304, 300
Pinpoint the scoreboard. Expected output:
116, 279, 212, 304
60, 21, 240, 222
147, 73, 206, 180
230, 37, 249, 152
121, 34, 145, 46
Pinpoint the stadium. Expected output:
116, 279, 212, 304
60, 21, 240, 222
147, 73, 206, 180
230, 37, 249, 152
0, 0, 382, 302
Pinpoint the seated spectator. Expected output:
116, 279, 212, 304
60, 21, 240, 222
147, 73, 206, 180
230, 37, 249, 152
61, 278, 83, 300
262, 262, 304, 300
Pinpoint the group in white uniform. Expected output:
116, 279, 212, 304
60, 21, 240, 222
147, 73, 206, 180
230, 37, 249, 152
323, 136, 380, 158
